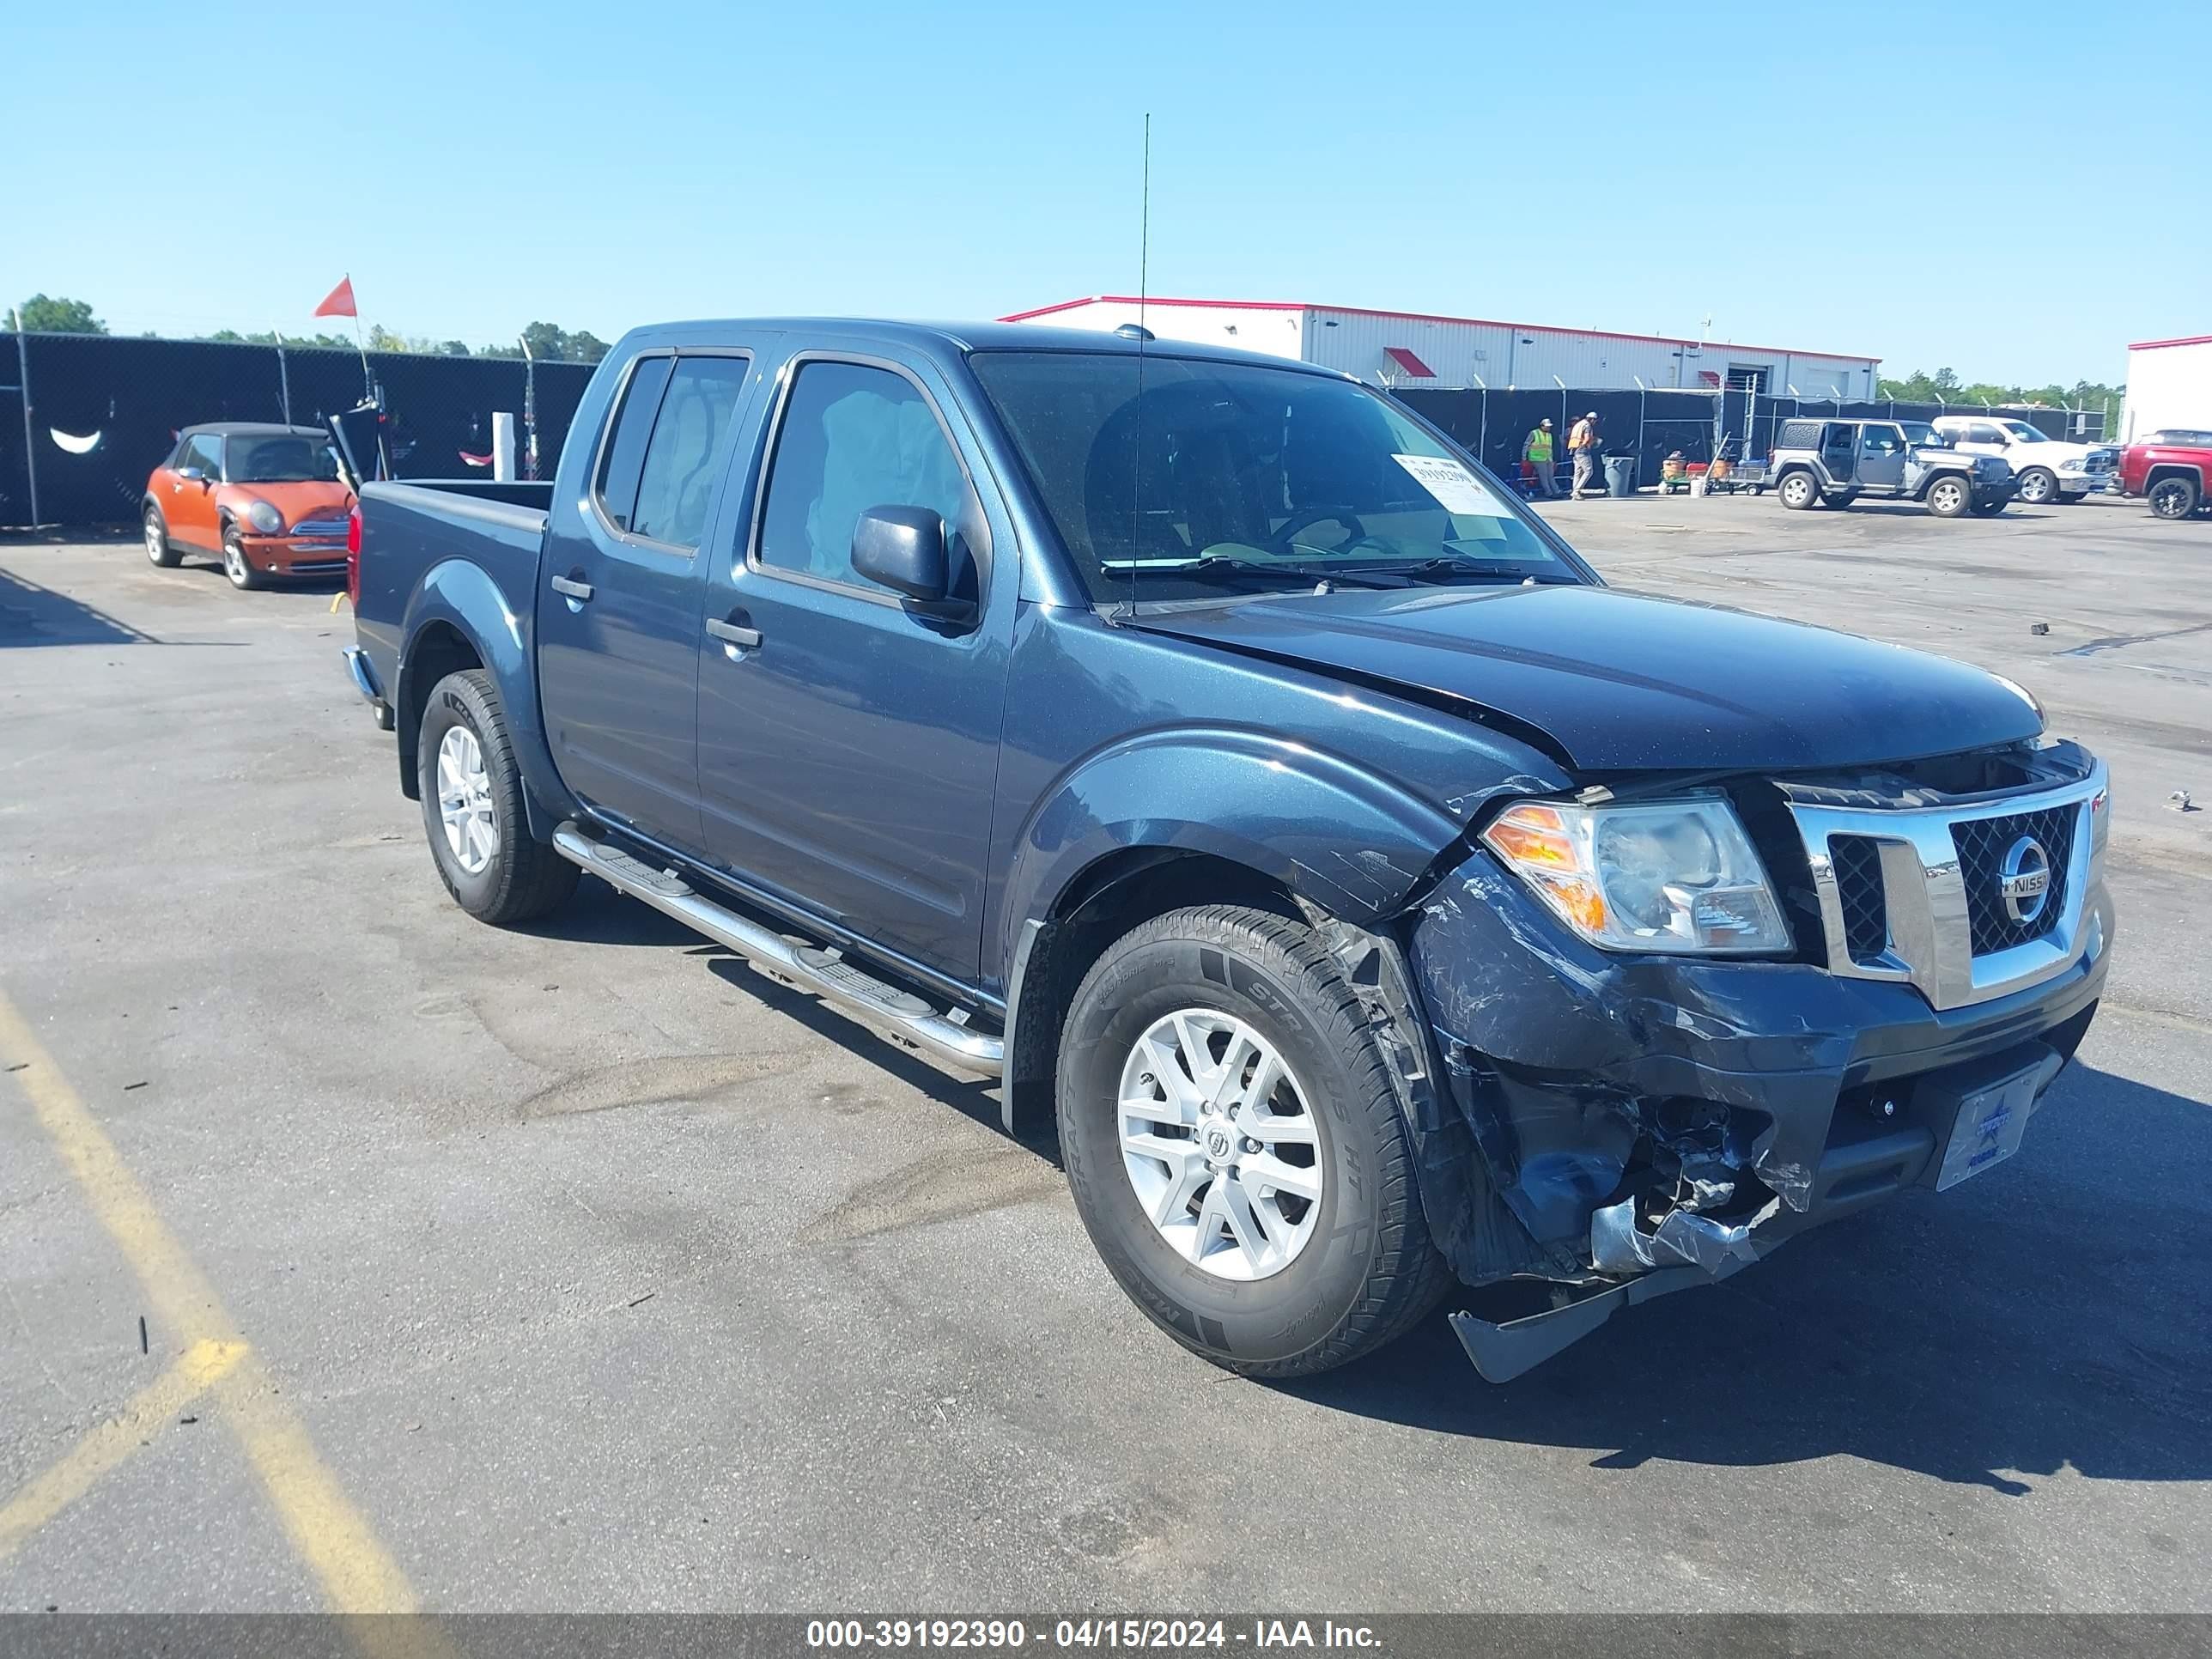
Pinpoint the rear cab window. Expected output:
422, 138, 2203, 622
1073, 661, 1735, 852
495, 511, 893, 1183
591, 353, 752, 550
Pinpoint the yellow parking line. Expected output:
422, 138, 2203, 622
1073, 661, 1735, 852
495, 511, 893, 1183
0, 992, 422, 1615
0, 1337, 246, 1564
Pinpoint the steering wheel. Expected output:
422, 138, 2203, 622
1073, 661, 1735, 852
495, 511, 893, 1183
1267, 505, 1367, 556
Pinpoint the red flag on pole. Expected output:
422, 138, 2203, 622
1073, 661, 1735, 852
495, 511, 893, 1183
313, 276, 357, 319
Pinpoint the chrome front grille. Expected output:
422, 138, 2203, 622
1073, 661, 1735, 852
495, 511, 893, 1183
290, 518, 350, 540
1788, 762, 2106, 1011
1952, 805, 2076, 955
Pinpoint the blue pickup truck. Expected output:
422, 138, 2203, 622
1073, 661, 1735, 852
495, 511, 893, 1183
342, 319, 2113, 1382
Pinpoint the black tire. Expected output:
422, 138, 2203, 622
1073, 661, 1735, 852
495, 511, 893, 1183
416, 669, 579, 925
221, 523, 264, 590
2148, 477, 2200, 521
2014, 465, 2058, 506
1925, 476, 1971, 518
1056, 904, 1454, 1378
1777, 470, 1820, 511
1826, 489, 1859, 509
1969, 494, 2008, 517
143, 506, 180, 568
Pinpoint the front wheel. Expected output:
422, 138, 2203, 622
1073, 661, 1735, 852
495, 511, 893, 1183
2148, 477, 2201, 520
1056, 905, 1453, 1378
221, 525, 264, 590
1970, 494, 2008, 517
1778, 471, 1819, 511
1926, 477, 1971, 518
143, 507, 180, 568
2014, 466, 2057, 506
416, 669, 580, 925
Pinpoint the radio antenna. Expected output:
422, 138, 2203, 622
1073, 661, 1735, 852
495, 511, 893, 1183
1115, 112, 1152, 624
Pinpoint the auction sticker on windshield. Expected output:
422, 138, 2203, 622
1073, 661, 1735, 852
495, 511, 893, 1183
1392, 453, 1512, 517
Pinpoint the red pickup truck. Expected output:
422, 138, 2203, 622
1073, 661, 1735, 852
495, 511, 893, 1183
2117, 428, 2212, 520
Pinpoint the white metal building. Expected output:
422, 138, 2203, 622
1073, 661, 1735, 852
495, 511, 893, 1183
2121, 334, 2212, 441
1001, 295, 1881, 398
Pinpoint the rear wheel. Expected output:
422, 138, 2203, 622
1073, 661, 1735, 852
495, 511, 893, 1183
1056, 905, 1453, 1379
1825, 489, 1860, 509
2014, 466, 2057, 506
416, 669, 579, 924
143, 507, 179, 568
221, 525, 264, 590
1778, 471, 1819, 511
2148, 477, 2201, 520
1926, 477, 1970, 518
1969, 494, 2008, 517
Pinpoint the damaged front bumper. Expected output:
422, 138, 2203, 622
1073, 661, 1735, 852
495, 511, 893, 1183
1401, 841, 2111, 1382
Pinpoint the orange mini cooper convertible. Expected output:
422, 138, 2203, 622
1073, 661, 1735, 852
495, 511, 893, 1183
142, 422, 356, 589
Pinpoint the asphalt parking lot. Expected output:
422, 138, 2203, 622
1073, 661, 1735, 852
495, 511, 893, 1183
3, 493, 2209, 1616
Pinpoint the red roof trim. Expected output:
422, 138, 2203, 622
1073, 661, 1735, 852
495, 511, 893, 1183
1382, 346, 1436, 377
2127, 333, 2212, 351
997, 295, 1881, 364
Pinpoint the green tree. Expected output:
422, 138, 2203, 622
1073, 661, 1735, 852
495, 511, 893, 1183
14, 294, 107, 334
515, 320, 611, 362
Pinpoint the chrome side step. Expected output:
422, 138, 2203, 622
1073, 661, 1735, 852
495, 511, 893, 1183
550, 823, 1003, 1076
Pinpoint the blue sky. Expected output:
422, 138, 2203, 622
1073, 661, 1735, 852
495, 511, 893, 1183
5, 0, 2201, 386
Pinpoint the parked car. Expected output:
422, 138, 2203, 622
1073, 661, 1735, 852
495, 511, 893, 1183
142, 423, 356, 589
344, 321, 2112, 1383
2115, 428, 2212, 520
1930, 415, 2118, 506
1764, 418, 2013, 516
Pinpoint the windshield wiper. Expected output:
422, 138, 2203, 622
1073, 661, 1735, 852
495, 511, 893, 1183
1353, 558, 1576, 586
1100, 556, 1399, 591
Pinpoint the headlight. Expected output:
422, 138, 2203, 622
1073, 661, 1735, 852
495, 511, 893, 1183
246, 501, 283, 534
1481, 796, 1790, 954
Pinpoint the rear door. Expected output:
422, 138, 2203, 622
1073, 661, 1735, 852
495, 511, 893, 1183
694, 347, 1012, 983
1820, 423, 1857, 483
536, 349, 759, 854
167, 433, 225, 548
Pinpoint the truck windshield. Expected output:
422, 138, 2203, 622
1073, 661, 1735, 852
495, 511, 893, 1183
968, 350, 1575, 602
229, 436, 341, 483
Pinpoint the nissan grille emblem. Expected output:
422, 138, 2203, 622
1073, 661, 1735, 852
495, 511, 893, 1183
1996, 836, 2052, 926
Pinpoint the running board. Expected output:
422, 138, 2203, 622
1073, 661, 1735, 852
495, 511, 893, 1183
550, 823, 1003, 1077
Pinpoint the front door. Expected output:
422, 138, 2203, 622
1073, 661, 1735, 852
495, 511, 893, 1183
696, 350, 1010, 983
1856, 423, 1908, 492
167, 433, 224, 549
536, 349, 756, 855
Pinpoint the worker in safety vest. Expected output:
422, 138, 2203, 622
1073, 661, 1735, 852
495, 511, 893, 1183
1569, 410, 1602, 497
1522, 418, 1558, 497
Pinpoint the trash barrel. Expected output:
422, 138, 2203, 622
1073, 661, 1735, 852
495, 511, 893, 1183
1604, 455, 1637, 497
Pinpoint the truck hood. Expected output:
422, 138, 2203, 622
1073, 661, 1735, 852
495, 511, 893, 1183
1133, 584, 2044, 773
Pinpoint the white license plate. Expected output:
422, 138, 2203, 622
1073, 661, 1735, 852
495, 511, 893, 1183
1935, 1065, 2040, 1191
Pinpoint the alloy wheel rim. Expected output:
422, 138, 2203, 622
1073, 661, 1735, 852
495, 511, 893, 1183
436, 726, 499, 875
144, 517, 162, 562
1783, 477, 1811, 507
1117, 1007, 1323, 1281
1934, 482, 1963, 512
2021, 471, 2051, 502
224, 538, 247, 582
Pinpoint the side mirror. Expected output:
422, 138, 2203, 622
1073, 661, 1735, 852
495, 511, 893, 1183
852, 506, 949, 604
177, 465, 205, 483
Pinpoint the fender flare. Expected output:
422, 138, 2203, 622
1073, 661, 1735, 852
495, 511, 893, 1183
395, 557, 571, 835
994, 725, 1467, 975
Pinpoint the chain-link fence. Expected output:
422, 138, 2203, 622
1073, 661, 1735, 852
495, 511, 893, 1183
0, 331, 597, 528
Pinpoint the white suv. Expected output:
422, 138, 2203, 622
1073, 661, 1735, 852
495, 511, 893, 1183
1930, 416, 2117, 506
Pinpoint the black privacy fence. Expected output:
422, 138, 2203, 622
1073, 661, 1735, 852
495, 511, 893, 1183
1395, 386, 2095, 490
0, 332, 596, 527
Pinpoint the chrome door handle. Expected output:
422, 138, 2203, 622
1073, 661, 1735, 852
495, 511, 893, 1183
705, 617, 761, 648
550, 574, 593, 601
